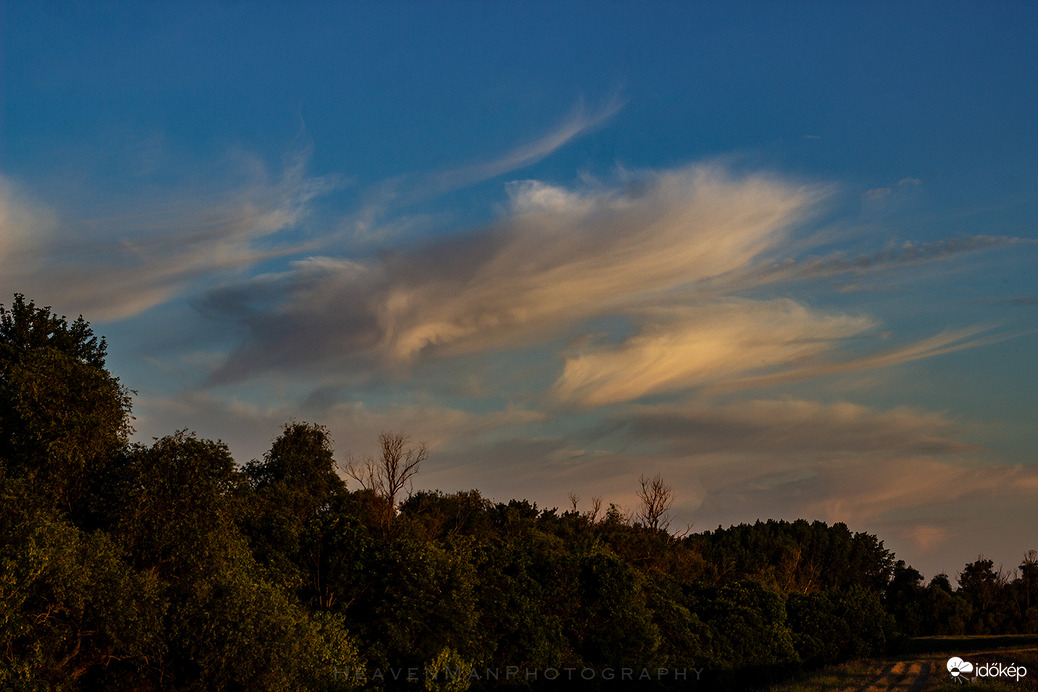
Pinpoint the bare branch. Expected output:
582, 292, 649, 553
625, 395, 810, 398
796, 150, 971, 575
342, 431, 427, 533
636, 472, 674, 533
379, 431, 427, 510
587, 496, 603, 524
343, 456, 379, 495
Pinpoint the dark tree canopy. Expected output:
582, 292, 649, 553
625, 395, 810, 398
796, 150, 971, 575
0, 294, 132, 513
0, 294, 109, 369
244, 421, 343, 511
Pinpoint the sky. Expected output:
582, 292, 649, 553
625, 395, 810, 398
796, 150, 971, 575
2, 1, 1037, 580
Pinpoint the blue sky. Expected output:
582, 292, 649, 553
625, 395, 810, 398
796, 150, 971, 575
3, 1, 1037, 579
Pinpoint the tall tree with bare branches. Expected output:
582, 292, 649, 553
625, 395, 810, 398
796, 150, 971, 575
344, 431, 427, 532
636, 473, 674, 533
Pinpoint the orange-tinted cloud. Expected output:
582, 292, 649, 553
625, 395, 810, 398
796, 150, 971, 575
551, 300, 873, 406
205, 164, 827, 381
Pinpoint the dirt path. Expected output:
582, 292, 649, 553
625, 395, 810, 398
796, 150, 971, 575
839, 649, 1038, 691
764, 644, 1038, 691
846, 659, 933, 692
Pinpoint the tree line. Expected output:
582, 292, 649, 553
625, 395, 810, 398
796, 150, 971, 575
1, 294, 1035, 690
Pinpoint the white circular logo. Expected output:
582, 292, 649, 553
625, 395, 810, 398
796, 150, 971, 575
947, 657, 974, 679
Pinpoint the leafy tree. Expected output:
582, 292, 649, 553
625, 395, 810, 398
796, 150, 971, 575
472, 532, 567, 670
691, 580, 798, 670
1019, 551, 1038, 632
0, 294, 132, 515
923, 574, 970, 635
643, 575, 709, 668
574, 550, 660, 666
88, 431, 364, 689
693, 520, 893, 593
398, 489, 494, 542
787, 587, 892, 665
296, 490, 375, 611
348, 536, 480, 670
958, 557, 1009, 634
241, 422, 346, 592
0, 507, 164, 688
103, 432, 244, 581
244, 422, 344, 510
885, 560, 926, 636
164, 545, 364, 691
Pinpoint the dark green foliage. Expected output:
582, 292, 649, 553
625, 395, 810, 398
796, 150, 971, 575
399, 489, 494, 542
0, 294, 133, 515
0, 295, 107, 368
0, 507, 164, 689
885, 560, 926, 636
162, 545, 362, 691
692, 519, 894, 593
346, 535, 481, 670
691, 580, 798, 669
1019, 552, 1038, 632
786, 587, 893, 665
922, 574, 971, 635
244, 422, 344, 504
296, 491, 375, 611
958, 557, 1007, 634
575, 550, 660, 666
473, 533, 568, 670
241, 422, 346, 592
105, 432, 244, 580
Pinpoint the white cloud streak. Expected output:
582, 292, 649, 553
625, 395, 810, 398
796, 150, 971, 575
340, 94, 626, 247
207, 164, 828, 381
741, 236, 1032, 288
0, 157, 334, 322
552, 300, 874, 406
423, 94, 626, 195
0, 175, 57, 267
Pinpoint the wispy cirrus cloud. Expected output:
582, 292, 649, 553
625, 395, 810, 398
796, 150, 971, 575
0, 155, 335, 322
0, 176, 58, 264
741, 235, 1031, 288
422, 94, 626, 196
341, 94, 626, 246
202, 159, 1028, 399
203, 164, 827, 382
551, 300, 874, 406
861, 176, 922, 202
723, 326, 1009, 392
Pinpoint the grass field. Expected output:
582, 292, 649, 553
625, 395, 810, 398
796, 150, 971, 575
762, 636, 1038, 691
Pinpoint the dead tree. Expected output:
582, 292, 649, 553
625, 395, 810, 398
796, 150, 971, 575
636, 472, 674, 533
344, 431, 427, 532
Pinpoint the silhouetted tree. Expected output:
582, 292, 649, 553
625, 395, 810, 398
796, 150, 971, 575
885, 560, 926, 636
242, 422, 346, 590
1020, 551, 1038, 631
636, 472, 674, 533
958, 557, 1008, 634
0, 294, 132, 516
344, 431, 426, 534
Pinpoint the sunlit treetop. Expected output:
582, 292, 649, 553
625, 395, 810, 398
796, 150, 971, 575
0, 293, 109, 372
